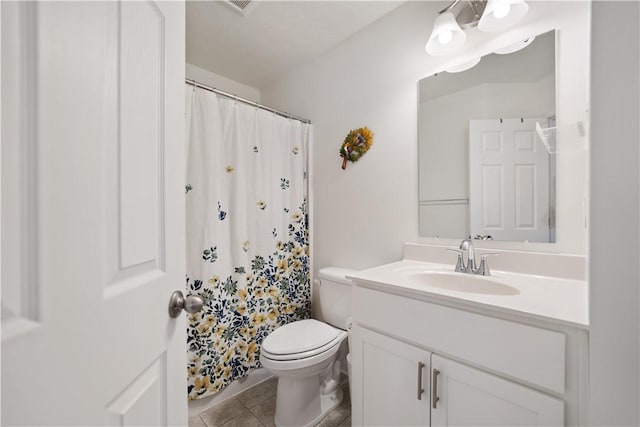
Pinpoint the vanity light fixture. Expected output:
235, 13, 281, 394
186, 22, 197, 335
425, 11, 467, 56
478, 0, 529, 32
445, 56, 482, 73
425, 0, 529, 56
493, 36, 535, 54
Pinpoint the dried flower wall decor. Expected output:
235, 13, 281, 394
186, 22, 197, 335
339, 127, 373, 169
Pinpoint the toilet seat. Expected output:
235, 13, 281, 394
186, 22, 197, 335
261, 332, 346, 361
260, 333, 346, 374
261, 319, 346, 361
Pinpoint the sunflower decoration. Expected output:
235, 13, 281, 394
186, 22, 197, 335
339, 127, 373, 169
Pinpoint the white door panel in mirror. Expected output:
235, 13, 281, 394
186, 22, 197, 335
469, 118, 552, 242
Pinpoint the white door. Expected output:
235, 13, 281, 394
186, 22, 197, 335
1, 2, 187, 425
351, 326, 431, 426
469, 118, 550, 242
430, 355, 564, 426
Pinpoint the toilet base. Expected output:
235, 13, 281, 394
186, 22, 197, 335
274, 377, 344, 427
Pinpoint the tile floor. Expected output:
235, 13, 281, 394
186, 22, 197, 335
189, 376, 351, 427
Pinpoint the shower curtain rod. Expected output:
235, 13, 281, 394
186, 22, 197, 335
186, 79, 312, 124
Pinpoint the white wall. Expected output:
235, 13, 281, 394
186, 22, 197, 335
261, 0, 590, 285
186, 62, 260, 103
589, 2, 639, 424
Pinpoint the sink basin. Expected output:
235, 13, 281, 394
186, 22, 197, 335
406, 271, 520, 296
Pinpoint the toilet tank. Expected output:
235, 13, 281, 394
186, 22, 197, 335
315, 267, 356, 330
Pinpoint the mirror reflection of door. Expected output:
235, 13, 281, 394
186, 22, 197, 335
469, 118, 553, 242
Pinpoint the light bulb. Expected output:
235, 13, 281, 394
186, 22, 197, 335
478, 0, 528, 32
438, 30, 453, 45
493, 2, 511, 19
426, 11, 466, 55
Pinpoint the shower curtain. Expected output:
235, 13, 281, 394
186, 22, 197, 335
185, 86, 312, 400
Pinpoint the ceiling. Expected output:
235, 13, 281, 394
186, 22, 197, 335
186, 1, 405, 89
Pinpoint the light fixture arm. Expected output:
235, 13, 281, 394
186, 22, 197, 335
438, 0, 462, 15
437, 0, 488, 30
465, 0, 484, 21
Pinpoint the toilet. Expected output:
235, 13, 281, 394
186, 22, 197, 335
260, 267, 354, 427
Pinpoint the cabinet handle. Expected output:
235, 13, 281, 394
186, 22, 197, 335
417, 362, 425, 400
432, 369, 440, 409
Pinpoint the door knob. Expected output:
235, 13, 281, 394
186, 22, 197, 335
168, 290, 204, 318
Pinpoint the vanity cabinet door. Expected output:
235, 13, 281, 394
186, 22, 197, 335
430, 355, 564, 427
351, 326, 431, 427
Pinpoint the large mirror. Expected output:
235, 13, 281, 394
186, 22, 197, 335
418, 30, 557, 243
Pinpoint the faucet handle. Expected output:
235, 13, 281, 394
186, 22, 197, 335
446, 248, 465, 273
476, 253, 499, 276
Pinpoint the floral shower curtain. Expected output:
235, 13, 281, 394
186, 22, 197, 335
185, 86, 312, 400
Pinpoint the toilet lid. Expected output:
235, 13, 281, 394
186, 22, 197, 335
261, 319, 343, 356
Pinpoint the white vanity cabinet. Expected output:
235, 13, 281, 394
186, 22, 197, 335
354, 326, 432, 426
430, 354, 563, 426
352, 324, 563, 427
350, 283, 588, 427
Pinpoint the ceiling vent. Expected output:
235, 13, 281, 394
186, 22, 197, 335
223, 0, 258, 16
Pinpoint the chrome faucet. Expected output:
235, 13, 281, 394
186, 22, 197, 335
447, 239, 497, 276
459, 239, 476, 273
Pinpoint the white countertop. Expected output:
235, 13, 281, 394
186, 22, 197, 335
348, 259, 589, 329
